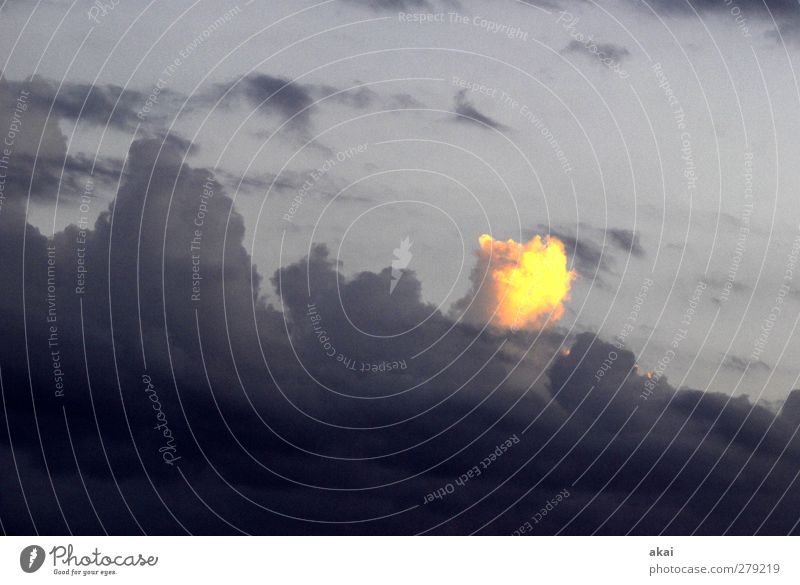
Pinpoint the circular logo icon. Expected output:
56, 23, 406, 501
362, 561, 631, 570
19, 545, 45, 573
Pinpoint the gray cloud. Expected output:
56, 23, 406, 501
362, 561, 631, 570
390, 92, 426, 108
319, 84, 379, 109
205, 74, 403, 133
212, 73, 315, 127
341, 0, 432, 11
636, 0, 799, 16
766, 19, 800, 42
452, 90, 508, 131
608, 228, 645, 257
635, 0, 800, 41
2, 74, 162, 131
724, 354, 771, 373
529, 223, 647, 276
563, 39, 630, 62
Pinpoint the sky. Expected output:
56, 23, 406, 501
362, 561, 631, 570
2, 0, 800, 535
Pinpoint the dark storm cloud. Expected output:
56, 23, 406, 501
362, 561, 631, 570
544, 333, 800, 535
563, 40, 630, 62
0, 126, 558, 532
2, 81, 800, 536
452, 90, 508, 132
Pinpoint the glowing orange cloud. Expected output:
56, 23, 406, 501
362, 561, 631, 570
479, 234, 576, 329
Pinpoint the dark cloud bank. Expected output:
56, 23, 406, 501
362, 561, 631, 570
2, 79, 800, 536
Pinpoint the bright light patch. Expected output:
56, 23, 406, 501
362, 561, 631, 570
479, 234, 576, 329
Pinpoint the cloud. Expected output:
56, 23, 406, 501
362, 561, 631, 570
634, 0, 800, 41
46, 81, 151, 131
608, 228, 645, 257
563, 40, 630, 62
215, 168, 303, 195
636, 0, 799, 16
781, 390, 800, 426
551, 229, 607, 274
209, 73, 316, 128
528, 224, 607, 277
724, 355, 771, 374
452, 90, 508, 131
205, 74, 402, 133
389, 92, 426, 108
523, 224, 646, 280
340, 0, 432, 11
766, 19, 800, 42
0, 76, 118, 202
318, 84, 379, 109
0, 76, 182, 203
